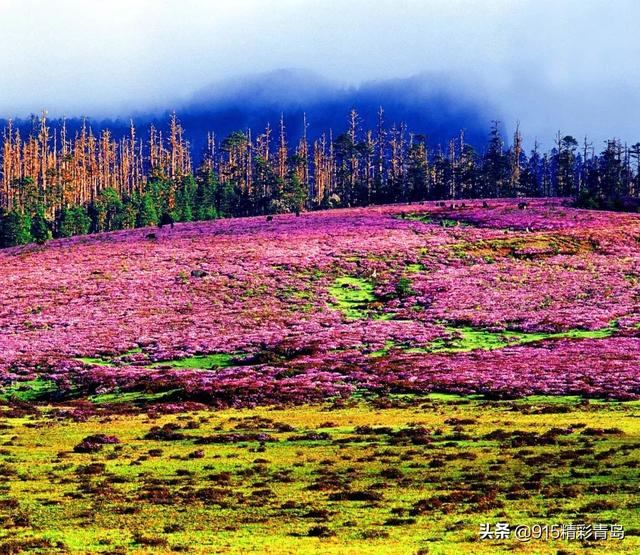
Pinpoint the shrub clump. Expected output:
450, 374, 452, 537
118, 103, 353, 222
73, 434, 120, 453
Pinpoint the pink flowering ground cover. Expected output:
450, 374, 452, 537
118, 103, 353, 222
2, 198, 640, 408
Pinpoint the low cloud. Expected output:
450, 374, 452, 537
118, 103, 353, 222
0, 0, 638, 145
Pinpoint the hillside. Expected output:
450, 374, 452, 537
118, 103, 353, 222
2, 198, 640, 407
1, 199, 640, 554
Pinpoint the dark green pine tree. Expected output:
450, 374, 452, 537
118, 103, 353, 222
252, 157, 279, 215
90, 187, 125, 232
407, 136, 429, 201
554, 134, 578, 197
58, 206, 92, 238
482, 121, 508, 197
175, 175, 197, 222
137, 193, 159, 227
30, 207, 51, 244
283, 169, 306, 214
0, 210, 32, 247
194, 168, 219, 220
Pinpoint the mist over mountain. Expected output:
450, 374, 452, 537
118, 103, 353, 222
178, 70, 496, 152
0, 70, 498, 160
3, 1, 640, 147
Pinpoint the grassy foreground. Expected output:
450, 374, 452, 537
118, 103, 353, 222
0, 395, 638, 554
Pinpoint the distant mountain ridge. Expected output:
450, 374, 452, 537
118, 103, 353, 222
0, 69, 497, 159
177, 69, 496, 153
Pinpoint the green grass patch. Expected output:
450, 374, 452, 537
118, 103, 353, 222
369, 340, 396, 357
89, 389, 180, 404
77, 350, 247, 371
328, 275, 418, 320
399, 213, 469, 227
416, 324, 615, 353
0, 378, 58, 402
329, 276, 378, 319
371, 323, 618, 356
148, 353, 242, 370
75, 347, 143, 367
76, 356, 113, 366
405, 263, 424, 273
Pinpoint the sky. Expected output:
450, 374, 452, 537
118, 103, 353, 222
0, 0, 639, 147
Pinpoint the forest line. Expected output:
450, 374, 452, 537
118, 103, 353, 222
0, 109, 638, 247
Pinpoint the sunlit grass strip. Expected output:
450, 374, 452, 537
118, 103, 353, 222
0, 395, 638, 554
371, 323, 618, 356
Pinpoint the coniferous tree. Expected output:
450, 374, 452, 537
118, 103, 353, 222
482, 121, 508, 197
3, 109, 640, 249
0, 210, 32, 247
137, 193, 159, 227
458, 143, 479, 199
554, 134, 578, 197
30, 207, 50, 244
175, 175, 197, 222
407, 135, 429, 201
58, 206, 91, 238
194, 167, 219, 220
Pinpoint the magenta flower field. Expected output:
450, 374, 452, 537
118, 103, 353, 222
2, 198, 640, 408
